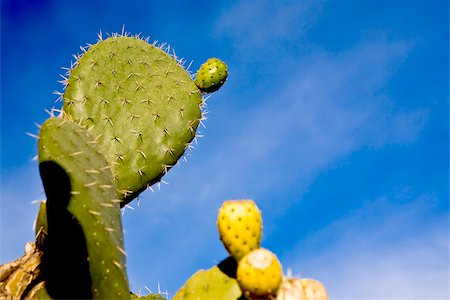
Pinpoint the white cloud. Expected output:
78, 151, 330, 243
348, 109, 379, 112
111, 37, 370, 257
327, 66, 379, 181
284, 196, 449, 300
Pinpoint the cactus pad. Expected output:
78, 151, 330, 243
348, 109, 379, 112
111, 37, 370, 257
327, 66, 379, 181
62, 35, 203, 203
34, 201, 47, 251
173, 264, 241, 300
218, 200, 262, 261
38, 118, 129, 299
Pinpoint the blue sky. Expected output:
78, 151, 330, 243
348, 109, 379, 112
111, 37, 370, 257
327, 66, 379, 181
1, 0, 448, 299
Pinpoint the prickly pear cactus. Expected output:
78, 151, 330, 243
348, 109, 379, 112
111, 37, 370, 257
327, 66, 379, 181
61, 35, 204, 204
218, 200, 262, 261
38, 117, 129, 299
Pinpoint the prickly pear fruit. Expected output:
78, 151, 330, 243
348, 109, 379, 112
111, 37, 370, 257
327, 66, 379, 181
276, 277, 305, 300
62, 35, 204, 204
301, 278, 328, 300
194, 58, 228, 93
236, 248, 283, 299
276, 277, 328, 300
217, 200, 262, 261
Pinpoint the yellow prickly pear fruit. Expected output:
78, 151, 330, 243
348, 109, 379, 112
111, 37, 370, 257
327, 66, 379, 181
277, 277, 328, 300
237, 248, 283, 300
217, 199, 262, 261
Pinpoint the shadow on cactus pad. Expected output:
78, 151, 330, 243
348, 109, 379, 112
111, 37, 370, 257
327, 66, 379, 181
39, 161, 92, 299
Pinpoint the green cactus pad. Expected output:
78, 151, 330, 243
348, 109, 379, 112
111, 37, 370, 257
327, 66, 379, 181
34, 201, 48, 251
194, 58, 228, 93
38, 117, 129, 299
173, 258, 241, 300
131, 293, 167, 300
62, 35, 203, 203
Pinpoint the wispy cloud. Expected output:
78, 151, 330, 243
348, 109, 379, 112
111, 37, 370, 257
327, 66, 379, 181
284, 195, 449, 300
216, 0, 324, 51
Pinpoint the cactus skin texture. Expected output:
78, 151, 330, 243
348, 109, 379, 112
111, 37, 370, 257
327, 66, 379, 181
276, 277, 328, 300
237, 248, 283, 300
173, 257, 241, 300
35, 201, 48, 251
62, 35, 205, 204
218, 199, 262, 261
38, 117, 129, 299
194, 58, 228, 93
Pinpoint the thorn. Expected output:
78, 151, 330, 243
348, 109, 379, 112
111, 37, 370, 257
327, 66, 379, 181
26, 132, 39, 140
146, 183, 154, 192
97, 30, 103, 41
138, 149, 146, 160
100, 203, 114, 208
69, 151, 83, 157
99, 184, 113, 189
112, 259, 123, 270
116, 245, 127, 256
89, 210, 101, 216
44, 108, 55, 118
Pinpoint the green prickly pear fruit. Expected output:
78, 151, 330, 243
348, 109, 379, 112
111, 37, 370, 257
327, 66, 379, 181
236, 248, 283, 299
194, 58, 228, 93
217, 200, 262, 261
62, 35, 204, 204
